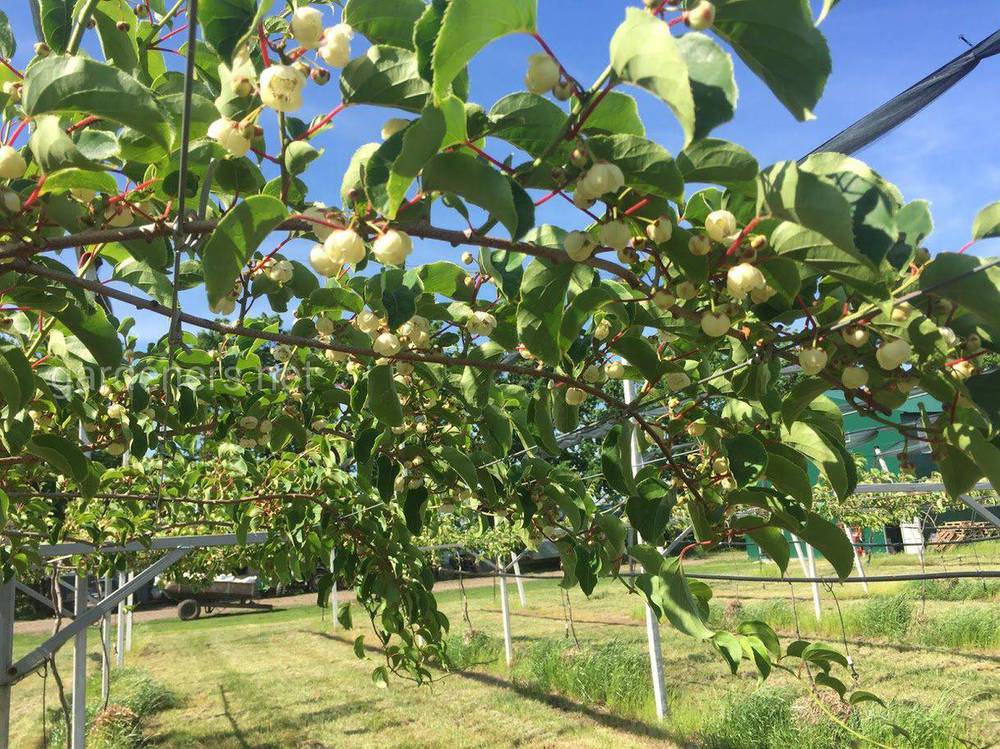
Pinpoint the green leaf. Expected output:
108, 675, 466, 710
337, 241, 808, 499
352, 635, 366, 659
37, 0, 73, 54
972, 200, 1000, 240
383, 105, 447, 217
919, 253, 1000, 343
367, 364, 404, 427
112, 258, 175, 305
609, 8, 695, 146
340, 46, 431, 113
0, 10, 14, 58
739, 522, 789, 575
516, 258, 574, 364
530, 388, 560, 455
488, 93, 568, 159
790, 512, 854, 579
422, 152, 528, 238
27, 434, 88, 482
781, 377, 828, 426
403, 485, 429, 533
343, 0, 425, 49
610, 335, 662, 384
677, 33, 738, 140
630, 543, 664, 574
713, 0, 831, 121
849, 690, 886, 708
677, 138, 758, 187
23, 56, 173, 154
284, 141, 321, 176
758, 160, 858, 254
712, 631, 742, 674
93, 0, 139, 73
587, 134, 684, 201
724, 434, 767, 486
601, 423, 634, 498
431, 0, 537, 102
200, 0, 257, 64
771, 222, 885, 298
626, 478, 674, 546
764, 448, 812, 505
52, 298, 124, 368
202, 196, 287, 308
654, 557, 714, 640
783, 421, 851, 501
39, 168, 118, 195
0, 347, 33, 412
439, 446, 479, 490
583, 92, 645, 137
945, 424, 1000, 497
28, 117, 102, 173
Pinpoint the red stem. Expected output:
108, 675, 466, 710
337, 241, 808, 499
249, 236, 293, 275
66, 115, 102, 134
531, 33, 584, 97
724, 216, 761, 257
30, 355, 50, 369
795, 295, 818, 331
957, 239, 975, 255
566, 80, 614, 140
534, 189, 560, 207
5, 119, 30, 147
258, 24, 272, 67
0, 56, 22, 80
152, 23, 189, 45
624, 197, 650, 216
945, 350, 986, 368
252, 147, 281, 164
108, 178, 158, 205
299, 102, 347, 140
21, 175, 48, 211
464, 142, 514, 174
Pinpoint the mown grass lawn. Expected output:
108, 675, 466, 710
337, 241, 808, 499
9, 548, 999, 748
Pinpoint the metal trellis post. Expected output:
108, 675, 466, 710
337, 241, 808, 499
842, 524, 869, 594
623, 380, 669, 721
511, 552, 527, 607
0, 578, 15, 747
101, 575, 111, 703
71, 571, 87, 749
116, 571, 126, 667
497, 558, 513, 667
330, 548, 338, 630
125, 571, 134, 653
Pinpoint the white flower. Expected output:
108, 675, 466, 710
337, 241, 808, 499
950, 359, 975, 380
700, 311, 730, 338
688, 234, 711, 256
373, 332, 401, 356
705, 210, 737, 243
291, 6, 325, 48
676, 281, 697, 300
580, 162, 625, 198
798, 347, 828, 375
0, 188, 20, 215
686, 421, 706, 437
582, 364, 603, 383
604, 360, 625, 379
687, 1, 716, 31
356, 310, 381, 334
324, 228, 366, 265
646, 217, 673, 244
107, 403, 126, 420
841, 327, 869, 348
524, 53, 560, 95
939, 326, 957, 347
573, 189, 595, 211
594, 319, 611, 341
381, 118, 409, 140
372, 229, 413, 266
210, 296, 237, 315
876, 338, 911, 370
726, 262, 766, 299
599, 220, 632, 251
841, 366, 868, 389
461, 251, 474, 265
208, 118, 252, 157
750, 285, 777, 304
325, 349, 348, 363
564, 231, 595, 262
890, 301, 914, 321
107, 442, 127, 457
309, 243, 338, 277
713, 456, 729, 475
318, 24, 353, 67
665, 372, 690, 391
239, 415, 259, 430
565, 387, 587, 406
466, 310, 496, 337
267, 259, 294, 284
273, 344, 294, 362
316, 316, 335, 336
302, 204, 335, 241
0, 146, 27, 179
259, 65, 306, 112
652, 289, 675, 310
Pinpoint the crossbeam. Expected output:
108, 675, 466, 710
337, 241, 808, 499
3, 548, 191, 685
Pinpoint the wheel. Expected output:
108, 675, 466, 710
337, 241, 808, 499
177, 599, 201, 620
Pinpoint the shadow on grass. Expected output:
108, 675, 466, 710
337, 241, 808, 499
316, 631, 684, 744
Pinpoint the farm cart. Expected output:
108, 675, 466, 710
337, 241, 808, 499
161, 575, 272, 620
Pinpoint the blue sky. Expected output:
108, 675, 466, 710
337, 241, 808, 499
5, 1, 1000, 343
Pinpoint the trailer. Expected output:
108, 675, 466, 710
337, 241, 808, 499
161, 575, 271, 620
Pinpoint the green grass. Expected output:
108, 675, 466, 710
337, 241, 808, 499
902, 578, 1000, 601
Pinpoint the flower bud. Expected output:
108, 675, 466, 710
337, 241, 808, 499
552, 79, 574, 101
652, 289, 675, 310
705, 209, 737, 242
311, 68, 331, 85
581, 161, 626, 198
33, 42, 50, 58
525, 53, 560, 95
686, 420, 706, 437
309, 243, 338, 277
876, 338, 911, 370
0, 146, 27, 180
841, 366, 868, 390
750, 285, 777, 304
210, 296, 237, 315
324, 228, 366, 265
316, 316, 335, 336
726, 262, 766, 299
373, 332, 401, 356
646, 217, 673, 244
564, 230, 596, 262
208, 118, 253, 157
381, 118, 409, 141
686, 1, 716, 31
798, 347, 828, 375
713, 456, 729, 475
291, 6, 325, 48
239, 415, 259, 430
605, 360, 625, 379
599, 220, 632, 251
688, 234, 711, 256
950, 359, 975, 380
372, 229, 413, 266
676, 281, 697, 300
565, 387, 587, 406
594, 319, 611, 341
841, 326, 869, 348
700, 311, 730, 338
466, 310, 497, 337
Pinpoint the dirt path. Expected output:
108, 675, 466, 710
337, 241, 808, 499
12, 573, 528, 635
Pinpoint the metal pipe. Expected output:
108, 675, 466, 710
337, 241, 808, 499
71, 572, 87, 749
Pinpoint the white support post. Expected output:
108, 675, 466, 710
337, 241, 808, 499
624, 380, 668, 722
330, 548, 338, 630
125, 571, 134, 652
497, 559, 513, 667
842, 524, 869, 594
115, 572, 126, 668
72, 572, 87, 749
0, 578, 15, 748
101, 575, 111, 703
792, 536, 822, 620
511, 552, 527, 607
